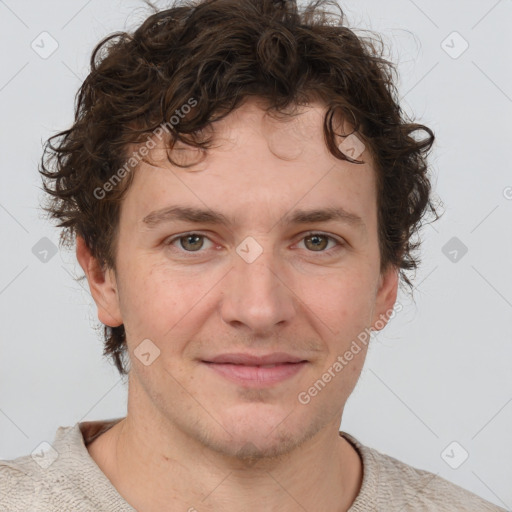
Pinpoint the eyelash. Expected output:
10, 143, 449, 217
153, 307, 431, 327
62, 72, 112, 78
164, 231, 345, 257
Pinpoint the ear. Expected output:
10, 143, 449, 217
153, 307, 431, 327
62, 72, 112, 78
76, 235, 123, 327
370, 264, 399, 331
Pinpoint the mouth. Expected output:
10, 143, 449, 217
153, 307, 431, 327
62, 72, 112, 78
201, 353, 309, 387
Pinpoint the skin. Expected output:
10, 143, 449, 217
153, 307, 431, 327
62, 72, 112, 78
77, 96, 399, 512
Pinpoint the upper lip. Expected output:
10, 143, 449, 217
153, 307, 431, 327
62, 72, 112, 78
203, 352, 307, 365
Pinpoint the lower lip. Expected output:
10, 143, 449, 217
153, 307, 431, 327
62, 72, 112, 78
202, 361, 307, 386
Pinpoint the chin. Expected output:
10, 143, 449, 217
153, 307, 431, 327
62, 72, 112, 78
199, 415, 314, 463
209, 429, 302, 464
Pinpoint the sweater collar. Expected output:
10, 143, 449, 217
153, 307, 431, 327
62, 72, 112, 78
61, 417, 376, 511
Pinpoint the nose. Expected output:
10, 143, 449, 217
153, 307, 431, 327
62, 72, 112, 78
220, 247, 297, 336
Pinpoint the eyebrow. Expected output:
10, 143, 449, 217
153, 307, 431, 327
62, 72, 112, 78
141, 205, 366, 232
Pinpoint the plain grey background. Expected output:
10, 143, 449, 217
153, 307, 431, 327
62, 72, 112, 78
0, 0, 511, 509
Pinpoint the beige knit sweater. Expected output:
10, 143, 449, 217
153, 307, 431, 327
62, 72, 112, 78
0, 417, 507, 511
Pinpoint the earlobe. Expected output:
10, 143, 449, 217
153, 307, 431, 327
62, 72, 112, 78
75, 235, 123, 327
371, 265, 399, 331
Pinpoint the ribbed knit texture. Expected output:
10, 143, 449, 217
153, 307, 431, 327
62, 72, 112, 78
0, 418, 507, 511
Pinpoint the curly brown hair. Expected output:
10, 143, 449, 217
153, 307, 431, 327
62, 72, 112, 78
39, 0, 442, 376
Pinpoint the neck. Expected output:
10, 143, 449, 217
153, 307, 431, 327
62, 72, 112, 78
87, 385, 362, 512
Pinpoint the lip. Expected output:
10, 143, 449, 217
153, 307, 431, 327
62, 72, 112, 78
204, 352, 307, 365
202, 361, 308, 386
201, 353, 309, 387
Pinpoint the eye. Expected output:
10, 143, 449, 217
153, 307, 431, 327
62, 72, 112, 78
165, 233, 213, 253
164, 231, 344, 257
296, 232, 343, 254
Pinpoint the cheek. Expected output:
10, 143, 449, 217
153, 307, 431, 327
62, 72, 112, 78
115, 258, 178, 338
301, 271, 375, 337
117, 259, 216, 353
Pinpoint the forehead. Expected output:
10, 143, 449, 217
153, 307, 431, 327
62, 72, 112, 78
121, 97, 377, 233
132, 96, 371, 168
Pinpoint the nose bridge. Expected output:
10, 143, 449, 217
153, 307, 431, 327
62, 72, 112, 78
220, 239, 296, 333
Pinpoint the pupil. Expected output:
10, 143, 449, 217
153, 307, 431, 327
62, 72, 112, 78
308, 235, 326, 251
183, 235, 202, 250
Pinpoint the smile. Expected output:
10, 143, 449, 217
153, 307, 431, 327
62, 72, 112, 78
201, 361, 308, 387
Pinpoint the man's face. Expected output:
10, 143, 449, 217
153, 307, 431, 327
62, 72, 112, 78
96, 97, 397, 460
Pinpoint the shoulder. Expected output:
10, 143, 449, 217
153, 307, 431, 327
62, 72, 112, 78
0, 425, 98, 512
370, 448, 504, 510
0, 454, 40, 510
342, 433, 507, 512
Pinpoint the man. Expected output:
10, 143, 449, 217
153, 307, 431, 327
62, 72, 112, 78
0, 0, 506, 510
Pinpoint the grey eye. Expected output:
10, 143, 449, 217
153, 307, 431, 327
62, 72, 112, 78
179, 234, 205, 251
303, 234, 329, 251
